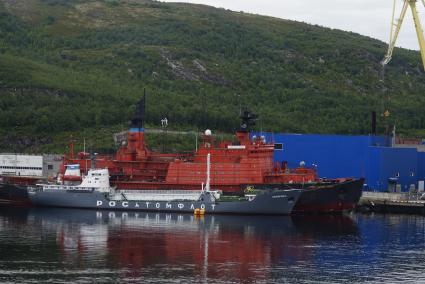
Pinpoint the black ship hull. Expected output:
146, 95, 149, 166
0, 183, 30, 206
244, 178, 364, 214
293, 178, 364, 213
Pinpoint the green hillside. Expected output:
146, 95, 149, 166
0, 0, 424, 153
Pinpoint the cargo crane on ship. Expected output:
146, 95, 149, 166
382, 0, 425, 70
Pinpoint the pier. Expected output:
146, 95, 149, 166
358, 192, 425, 214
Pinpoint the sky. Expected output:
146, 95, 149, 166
161, 0, 425, 50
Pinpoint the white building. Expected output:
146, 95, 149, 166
0, 153, 63, 178
0, 154, 43, 177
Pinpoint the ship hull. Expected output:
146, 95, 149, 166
5, 178, 362, 214
0, 183, 30, 206
28, 189, 301, 215
293, 178, 364, 214
244, 178, 363, 214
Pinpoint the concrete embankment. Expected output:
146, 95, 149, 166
357, 192, 425, 215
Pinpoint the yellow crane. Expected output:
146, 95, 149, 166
382, 0, 425, 70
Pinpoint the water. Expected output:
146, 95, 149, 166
0, 207, 424, 283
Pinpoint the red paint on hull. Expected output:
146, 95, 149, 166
59, 103, 363, 213
293, 201, 357, 214
293, 179, 364, 213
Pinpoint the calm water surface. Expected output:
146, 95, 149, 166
0, 207, 424, 283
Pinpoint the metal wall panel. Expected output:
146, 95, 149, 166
256, 133, 422, 192
368, 147, 418, 192
417, 152, 425, 189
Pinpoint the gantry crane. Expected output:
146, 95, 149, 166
382, 0, 425, 70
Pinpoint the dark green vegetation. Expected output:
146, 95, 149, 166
1, 0, 424, 153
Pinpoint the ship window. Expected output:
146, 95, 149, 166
274, 143, 283, 150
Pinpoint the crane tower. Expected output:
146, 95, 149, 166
382, 0, 425, 70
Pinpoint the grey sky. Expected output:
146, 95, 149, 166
161, 0, 425, 50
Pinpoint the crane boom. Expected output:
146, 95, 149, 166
409, 0, 425, 68
382, 0, 425, 71
382, 0, 409, 66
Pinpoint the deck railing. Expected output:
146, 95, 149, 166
119, 190, 202, 201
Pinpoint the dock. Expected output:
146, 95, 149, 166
358, 192, 425, 215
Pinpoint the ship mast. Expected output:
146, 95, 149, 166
204, 153, 211, 192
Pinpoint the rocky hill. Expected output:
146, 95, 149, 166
0, 0, 424, 152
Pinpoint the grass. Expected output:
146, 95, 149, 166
0, 0, 425, 153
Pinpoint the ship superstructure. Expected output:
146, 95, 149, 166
60, 96, 362, 213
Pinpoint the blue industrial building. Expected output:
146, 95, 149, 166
256, 133, 425, 192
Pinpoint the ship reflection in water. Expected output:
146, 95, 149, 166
0, 208, 425, 283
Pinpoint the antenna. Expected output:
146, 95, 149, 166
69, 135, 75, 159
84, 138, 87, 174
195, 128, 198, 151
142, 88, 146, 128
